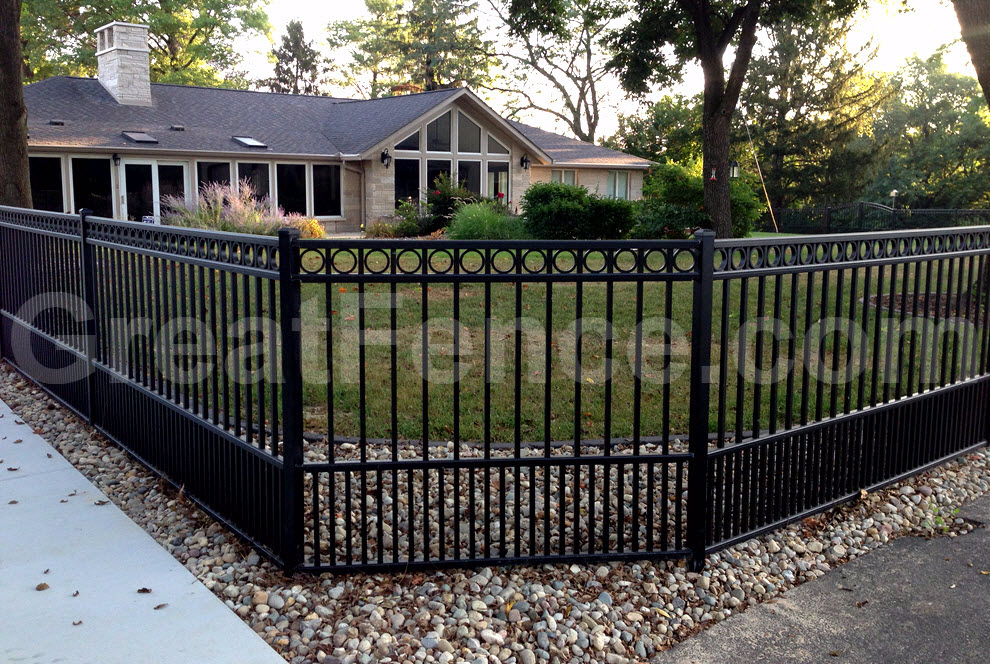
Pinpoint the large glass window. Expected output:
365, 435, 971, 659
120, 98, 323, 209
426, 111, 451, 152
426, 160, 451, 191
606, 170, 629, 200
487, 162, 509, 199
551, 169, 576, 185
312, 164, 341, 217
196, 162, 231, 191
71, 157, 113, 218
394, 159, 420, 207
488, 135, 509, 155
237, 163, 270, 199
157, 165, 186, 205
458, 112, 481, 153
457, 161, 481, 196
29, 157, 64, 212
277, 164, 307, 215
395, 131, 420, 151
124, 163, 155, 221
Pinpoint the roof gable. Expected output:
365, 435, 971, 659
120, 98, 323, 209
509, 120, 652, 169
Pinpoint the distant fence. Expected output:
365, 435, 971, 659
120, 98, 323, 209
762, 202, 990, 234
2, 204, 988, 573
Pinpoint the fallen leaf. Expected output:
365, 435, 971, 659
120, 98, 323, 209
33, 429, 43, 434
981, 571, 989, 575
14, 420, 23, 425
154, 603, 168, 610
73, 591, 79, 597
137, 587, 152, 594
46, 453, 52, 458
94, 500, 109, 506
8, 500, 17, 504
7, 467, 19, 472
60, 499, 68, 503
44, 569, 49, 574
12, 439, 22, 444
72, 620, 82, 626
657, 609, 672, 619
854, 600, 869, 608
36, 583, 49, 591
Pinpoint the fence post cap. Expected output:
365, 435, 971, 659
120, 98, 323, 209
278, 226, 301, 239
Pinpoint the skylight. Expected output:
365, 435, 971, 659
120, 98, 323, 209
233, 136, 267, 148
122, 131, 158, 143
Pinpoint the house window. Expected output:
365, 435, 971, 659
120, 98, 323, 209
488, 135, 509, 155
157, 164, 186, 206
237, 163, 270, 199
277, 164, 307, 215
71, 157, 113, 218
426, 111, 451, 152
457, 160, 481, 196
551, 169, 576, 185
487, 162, 509, 199
458, 112, 481, 153
196, 162, 231, 191
426, 160, 451, 191
312, 164, 341, 217
394, 159, 420, 207
395, 131, 420, 151
29, 157, 64, 212
606, 170, 629, 200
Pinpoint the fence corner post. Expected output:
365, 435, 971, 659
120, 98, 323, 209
277, 227, 304, 572
78, 209, 97, 424
687, 230, 715, 572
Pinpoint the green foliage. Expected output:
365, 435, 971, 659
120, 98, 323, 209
423, 171, 476, 234
522, 181, 635, 240
629, 201, 705, 239
448, 202, 529, 239
737, 15, 894, 209
162, 180, 323, 237
328, 0, 494, 97
20, 0, 271, 86
643, 163, 764, 237
266, 20, 326, 95
866, 50, 990, 209
602, 95, 703, 164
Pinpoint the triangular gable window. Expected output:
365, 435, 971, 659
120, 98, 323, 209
488, 135, 509, 155
396, 131, 420, 151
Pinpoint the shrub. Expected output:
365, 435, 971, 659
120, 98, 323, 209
522, 181, 635, 240
424, 172, 476, 234
643, 162, 764, 237
364, 220, 398, 238
162, 180, 325, 238
629, 200, 708, 239
448, 202, 529, 240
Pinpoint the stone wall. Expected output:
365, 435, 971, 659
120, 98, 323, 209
96, 23, 152, 107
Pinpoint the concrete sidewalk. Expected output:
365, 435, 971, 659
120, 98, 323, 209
658, 494, 990, 664
0, 399, 284, 664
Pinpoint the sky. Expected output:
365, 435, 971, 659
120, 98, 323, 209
238, 0, 975, 140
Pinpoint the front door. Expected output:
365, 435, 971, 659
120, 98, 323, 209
120, 160, 189, 222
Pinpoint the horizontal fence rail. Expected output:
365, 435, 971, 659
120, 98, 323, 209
1, 203, 988, 573
764, 202, 990, 235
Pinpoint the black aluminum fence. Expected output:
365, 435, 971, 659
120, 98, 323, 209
1, 204, 988, 573
763, 202, 990, 235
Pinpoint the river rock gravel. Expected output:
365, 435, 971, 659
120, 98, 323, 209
2, 363, 988, 664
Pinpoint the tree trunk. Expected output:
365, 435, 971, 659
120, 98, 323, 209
953, 0, 990, 108
0, 0, 31, 207
702, 108, 733, 238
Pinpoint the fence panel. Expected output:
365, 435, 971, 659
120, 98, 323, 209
707, 228, 990, 551
291, 238, 706, 571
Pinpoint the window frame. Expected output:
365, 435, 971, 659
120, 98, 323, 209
235, 161, 273, 201
274, 162, 309, 217
28, 154, 68, 214
311, 163, 344, 219
606, 170, 630, 200
68, 154, 117, 218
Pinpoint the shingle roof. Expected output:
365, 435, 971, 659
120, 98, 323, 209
23, 77, 647, 168
509, 120, 652, 169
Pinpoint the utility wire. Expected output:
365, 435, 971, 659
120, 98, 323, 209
740, 106, 778, 232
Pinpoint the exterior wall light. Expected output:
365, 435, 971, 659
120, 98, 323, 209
520, 154, 531, 170
381, 148, 392, 169
729, 160, 741, 178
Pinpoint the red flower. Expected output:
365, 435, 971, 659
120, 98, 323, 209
434, 190, 441, 195
496, 192, 505, 199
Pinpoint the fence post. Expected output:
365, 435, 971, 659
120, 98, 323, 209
824, 206, 833, 234
857, 202, 864, 231
277, 227, 304, 572
78, 209, 98, 424
687, 230, 715, 572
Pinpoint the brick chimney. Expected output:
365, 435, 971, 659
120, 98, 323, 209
95, 22, 152, 106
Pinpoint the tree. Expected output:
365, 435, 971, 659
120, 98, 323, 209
266, 20, 325, 95
20, 0, 270, 87
1, 0, 30, 207
737, 15, 894, 209
330, 0, 494, 98
952, 0, 990, 108
508, 0, 864, 236
602, 95, 703, 164
484, 0, 622, 142
866, 51, 990, 210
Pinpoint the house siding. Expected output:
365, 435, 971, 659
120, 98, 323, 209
530, 166, 645, 201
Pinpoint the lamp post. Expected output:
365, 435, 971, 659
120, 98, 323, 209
889, 189, 899, 209
729, 160, 741, 178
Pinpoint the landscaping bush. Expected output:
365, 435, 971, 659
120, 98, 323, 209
423, 172, 476, 234
643, 162, 764, 237
522, 181, 635, 240
447, 202, 529, 240
162, 180, 325, 238
629, 199, 707, 239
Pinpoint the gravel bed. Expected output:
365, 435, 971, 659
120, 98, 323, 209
2, 363, 988, 664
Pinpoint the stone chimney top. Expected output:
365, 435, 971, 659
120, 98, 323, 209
95, 22, 152, 106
